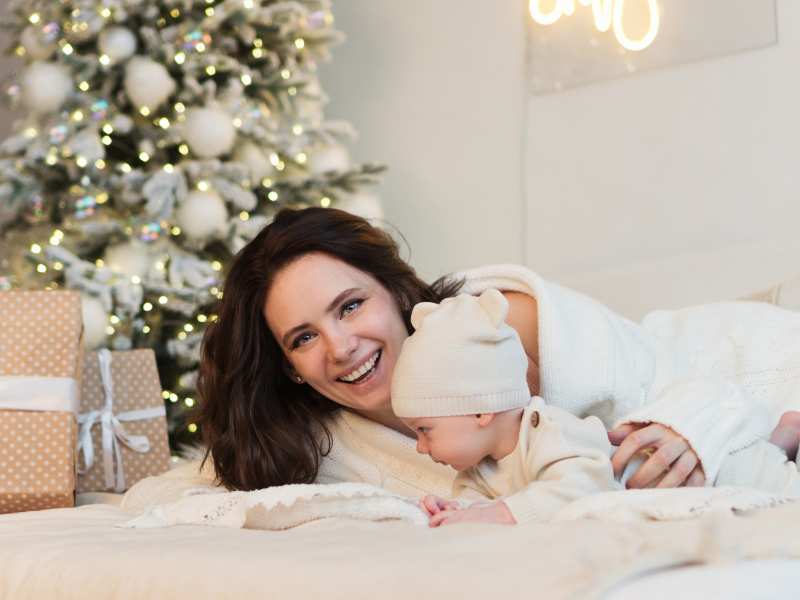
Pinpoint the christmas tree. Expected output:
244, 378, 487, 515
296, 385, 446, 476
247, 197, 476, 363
0, 0, 383, 450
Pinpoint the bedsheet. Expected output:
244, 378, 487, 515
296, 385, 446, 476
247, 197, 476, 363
3, 499, 800, 600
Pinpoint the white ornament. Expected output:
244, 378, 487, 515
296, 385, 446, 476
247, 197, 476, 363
175, 190, 228, 241
20, 26, 56, 60
103, 240, 153, 279
124, 57, 175, 110
233, 141, 276, 183
98, 27, 137, 64
21, 62, 72, 114
81, 295, 108, 350
183, 106, 236, 158
309, 143, 350, 176
336, 191, 384, 222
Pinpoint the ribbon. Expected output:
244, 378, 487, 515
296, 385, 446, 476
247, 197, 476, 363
0, 377, 79, 413
77, 349, 167, 492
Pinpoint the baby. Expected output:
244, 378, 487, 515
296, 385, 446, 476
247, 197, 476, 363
391, 289, 800, 527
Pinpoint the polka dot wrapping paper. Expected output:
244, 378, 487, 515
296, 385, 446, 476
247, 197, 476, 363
77, 350, 171, 493
0, 290, 83, 514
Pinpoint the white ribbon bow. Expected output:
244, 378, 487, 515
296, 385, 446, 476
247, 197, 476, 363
77, 349, 167, 492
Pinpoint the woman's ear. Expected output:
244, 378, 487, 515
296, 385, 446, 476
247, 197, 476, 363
282, 359, 304, 384
475, 413, 495, 428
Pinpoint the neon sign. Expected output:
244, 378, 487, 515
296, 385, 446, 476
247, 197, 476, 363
529, 0, 660, 52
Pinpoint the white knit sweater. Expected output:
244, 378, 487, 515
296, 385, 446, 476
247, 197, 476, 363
318, 264, 800, 490
123, 264, 800, 508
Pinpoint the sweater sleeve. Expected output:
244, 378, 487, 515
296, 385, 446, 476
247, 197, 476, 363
613, 378, 771, 484
502, 407, 621, 524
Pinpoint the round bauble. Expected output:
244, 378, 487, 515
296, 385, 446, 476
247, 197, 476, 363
309, 143, 350, 176
98, 26, 137, 64
183, 106, 236, 158
336, 191, 384, 222
81, 295, 108, 349
20, 26, 56, 60
233, 141, 276, 183
124, 57, 175, 110
21, 62, 72, 114
175, 190, 228, 241
103, 240, 153, 279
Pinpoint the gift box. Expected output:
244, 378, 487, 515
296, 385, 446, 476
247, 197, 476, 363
0, 290, 83, 514
77, 349, 171, 493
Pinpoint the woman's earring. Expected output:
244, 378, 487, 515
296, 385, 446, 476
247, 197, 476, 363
294, 375, 304, 384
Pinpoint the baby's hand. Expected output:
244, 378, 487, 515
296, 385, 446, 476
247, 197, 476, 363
428, 500, 516, 527
419, 494, 461, 517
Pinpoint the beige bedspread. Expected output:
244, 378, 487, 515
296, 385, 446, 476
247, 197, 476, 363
3, 499, 800, 600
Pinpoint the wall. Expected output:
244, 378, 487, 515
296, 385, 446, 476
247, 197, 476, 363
319, 1, 528, 282
525, 0, 800, 318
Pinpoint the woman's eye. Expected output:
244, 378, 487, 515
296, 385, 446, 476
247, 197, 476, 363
292, 332, 315, 349
341, 299, 363, 317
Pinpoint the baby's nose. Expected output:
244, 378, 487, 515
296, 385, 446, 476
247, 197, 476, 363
416, 438, 428, 455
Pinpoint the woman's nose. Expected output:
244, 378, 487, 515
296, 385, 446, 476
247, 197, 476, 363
329, 329, 358, 362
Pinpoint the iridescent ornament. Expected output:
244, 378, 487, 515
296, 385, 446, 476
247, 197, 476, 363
48, 124, 69, 145
20, 25, 57, 59
90, 99, 109, 121
182, 30, 212, 53
307, 11, 329, 30
41, 22, 61, 43
137, 221, 164, 243
73, 192, 97, 219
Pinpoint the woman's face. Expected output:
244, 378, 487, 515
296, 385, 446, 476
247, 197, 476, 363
264, 252, 409, 414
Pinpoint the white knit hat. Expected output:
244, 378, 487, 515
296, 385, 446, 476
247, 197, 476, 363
391, 289, 531, 418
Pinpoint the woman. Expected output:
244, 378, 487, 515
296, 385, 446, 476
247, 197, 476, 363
193, 206, 800, 498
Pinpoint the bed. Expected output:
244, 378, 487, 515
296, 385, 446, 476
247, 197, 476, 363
3, 275, 800, 600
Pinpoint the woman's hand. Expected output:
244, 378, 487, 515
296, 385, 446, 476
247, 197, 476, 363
608, 423, 705, 488
427, 500, 516, 527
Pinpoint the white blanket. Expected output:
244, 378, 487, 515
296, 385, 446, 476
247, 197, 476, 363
121, 481, 795, 531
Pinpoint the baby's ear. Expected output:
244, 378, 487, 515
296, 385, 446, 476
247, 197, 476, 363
477, 288, 509, 328
410, 302, 439, 331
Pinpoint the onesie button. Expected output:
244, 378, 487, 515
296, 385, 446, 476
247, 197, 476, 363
530, 411, 540, 428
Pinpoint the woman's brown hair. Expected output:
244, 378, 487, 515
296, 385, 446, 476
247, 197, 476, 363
196, 207, 463, 491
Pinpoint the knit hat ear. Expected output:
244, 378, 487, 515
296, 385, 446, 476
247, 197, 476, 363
477, 288, 509, 328
410, 302, 439, 331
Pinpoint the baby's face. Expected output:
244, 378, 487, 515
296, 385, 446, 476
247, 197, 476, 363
404, 415, 489, 471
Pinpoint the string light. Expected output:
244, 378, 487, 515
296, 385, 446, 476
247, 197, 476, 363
162, 391, 171, 400
142, 325, 151, 334
30, 244, 42, 254
294, 39, 305, 49
244, 0, 255, 8
170, 8, 181, 18
53, 262, 64, 271
105, 326, 115, 335
174, 102, 186, 113
76, 156, 88, 168
95, 259, 105, 267
261, 177, 272, 188
184, 324, 194, 332
280, 69, 291, 79
211, 261, 222, 271
29, 13, 41, 24
232, 117, 242, 128
188, 423, 198, 433
171, 226, 182, 235
99, 54, 111, 66
239, 211, 250, 221
320, 196, 331, 208
95, 159, 106, 169
139, 151, 150, 162
197, 314, 208, 323
206, 65, 216, 76
100, 7, 112, 18
178, 144, 189, 155
62, 43, 74, 55
158, 295, 168, 305
79, 81, 90, 91
169, 392, 178, 402
120, 163, 132, 173
295, 152, 307, 164
142, 302, 153, 312
131, 275, 142, 284
72, 110, 84, 122
102, 135, 112, 145
292, 124, 304, 135
174, 52, 186, 65
197, 180, 210, 192
177, 331, 187, 340
109, 315, 120, 324
163, 164, 174, 173
268, 191, 278, 201
252, 48, 264, 58
15, 46, 25, 57
36, 264, 47, 273
96, 192, 109, 204
205, 7, 215, 16
287, 87, 297, 96
184, 397, 195, 407
158, 117, 170, 129
139, 106, 151, 116
240, 74, 252, 86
